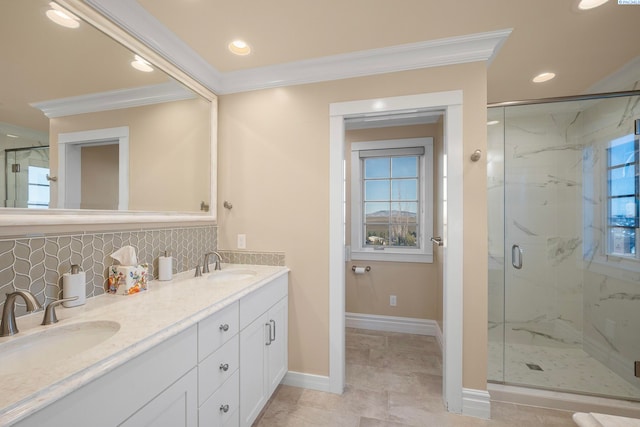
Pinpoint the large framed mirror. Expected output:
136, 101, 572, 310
0, 0, 217, 227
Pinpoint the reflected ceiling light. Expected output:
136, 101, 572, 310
578, 0, 609, 9
6, 134, 19, 138
487, 120, 500, 126
46, 2, 80, 29
228, 40, 251, 56
131, 55, 154, 72
372, 100, 386, 110
532, 72, 556, 83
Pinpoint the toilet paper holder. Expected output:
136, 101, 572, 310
352, 265, 371, 273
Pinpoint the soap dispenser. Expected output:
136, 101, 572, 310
158, 251, 173, 281
62, 264, 86, 307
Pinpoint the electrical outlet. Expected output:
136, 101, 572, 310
390, 295, 397, 306
237, 234, 246, 249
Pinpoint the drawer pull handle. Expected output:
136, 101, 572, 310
219, 363, 229, 371
219, 323, 229, 332
219, 404, 230, 413
270, 319, 276, 342
265, 323, 272, 346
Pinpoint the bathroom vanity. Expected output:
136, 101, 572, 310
0, 264, 288, 427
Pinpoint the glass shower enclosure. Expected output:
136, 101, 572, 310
487, 91, 640, 401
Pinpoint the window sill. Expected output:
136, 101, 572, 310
585, 254, 640, 281
351, 250, 433, 264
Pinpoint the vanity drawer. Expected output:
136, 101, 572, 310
199, 334, 239, 406
198, 301, 239, 362
199, 370, 239, 427
239, 274, 288, 330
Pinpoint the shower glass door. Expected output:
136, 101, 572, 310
488, 93, 640, 401
5, 146, 50, 208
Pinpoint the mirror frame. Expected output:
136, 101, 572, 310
0, 0, 218, 234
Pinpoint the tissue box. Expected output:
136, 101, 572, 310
108, 264, 149, 295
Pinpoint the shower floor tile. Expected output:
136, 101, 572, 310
488, 341, 640, 400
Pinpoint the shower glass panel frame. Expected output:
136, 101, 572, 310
487, 91, 640, 401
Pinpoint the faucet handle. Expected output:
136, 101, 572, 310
41, 296, 78, 325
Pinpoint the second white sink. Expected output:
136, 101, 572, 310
0, 320, 120, 376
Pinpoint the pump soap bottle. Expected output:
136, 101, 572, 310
63, 264, 86, 307
158, 251, 173, 281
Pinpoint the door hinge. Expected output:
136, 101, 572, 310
635, 361, 640, 378
10, 164, 20, 173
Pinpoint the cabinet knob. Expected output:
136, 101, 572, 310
219, 323, 229, 332
219, 404, 230, 413
219, 363, 229, 371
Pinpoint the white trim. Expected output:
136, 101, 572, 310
219, 30, 512, 94
329, 91, 464, 413
58, 127, 129, 210
31, 81, 196, 118
82, 1, 511, 95
346, 312, 440, 336
462, 388, 491, 419
281, 371, 332, 393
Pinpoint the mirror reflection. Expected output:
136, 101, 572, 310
1, 0, 211, 212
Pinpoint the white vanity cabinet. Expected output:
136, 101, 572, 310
239, 274, 288, 427
16, 325, 199, 427
197, 302, 240, 427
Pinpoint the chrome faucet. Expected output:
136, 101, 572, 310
1, 291, 42, 337
203, 251, 223, 273
41, 296, 79, 325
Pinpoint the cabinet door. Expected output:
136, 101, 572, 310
266, 296, 288, 396
119, 368, 198, 427
239, 311, 269, 427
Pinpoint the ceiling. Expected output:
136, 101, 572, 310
135, 0, 640, 103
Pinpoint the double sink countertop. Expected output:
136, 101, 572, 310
0, 264, 289, 426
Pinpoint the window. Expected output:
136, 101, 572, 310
606, 134, 639, 258
351, 138, 433, 263
27, 165, 50, 209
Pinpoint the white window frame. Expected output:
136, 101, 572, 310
350, 137, 433, 263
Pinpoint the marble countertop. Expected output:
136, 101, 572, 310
0, 264, 289, 426
573, 412, 640, 426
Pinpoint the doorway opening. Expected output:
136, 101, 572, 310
329, 91, 465, 413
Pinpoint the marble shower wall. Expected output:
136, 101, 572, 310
0, 225, 217, 315
488, 90, 640, 389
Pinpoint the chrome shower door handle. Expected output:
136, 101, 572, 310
511, 244, 523, 269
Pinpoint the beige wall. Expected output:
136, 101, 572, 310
81, 144, 119, 210
217, 62, 488, 389
345, 124, 440, 320
49, 98, 211, 212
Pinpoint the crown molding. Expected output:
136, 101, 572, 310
85, 0, 510, 95
219, 29, 512, 94
31, 81, 196, 118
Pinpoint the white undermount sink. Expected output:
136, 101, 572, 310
207, 269, 257, 283
0, 320, 120, 376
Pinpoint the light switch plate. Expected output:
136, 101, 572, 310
237, 234, 246, 249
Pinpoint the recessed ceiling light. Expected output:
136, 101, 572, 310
578, 0, 609, 10
46, 2, 80, 29
228, 40, 251, 56
532, 72, 556, 83
487, 120, 500, 126
131, 55, 154, 73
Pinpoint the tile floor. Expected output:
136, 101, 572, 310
254, 328, 577, 426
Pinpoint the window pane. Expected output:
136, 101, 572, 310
608, 227, 636, 256
608, 137, 636, 166
365, 202, 390, 223
609, 165, 636, 197
390, 223, 418, 247
364, 158, 390, 179
365, 180, 389, 201
609, 197, 638, 227
391, 202, 418, 224
28, 185, 49, 205
391, 156, 417, 178
365, 224, 388, 246
392, 179, 417, 200
28, 166, 49, 185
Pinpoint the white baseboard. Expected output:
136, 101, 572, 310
462, 388, 491, 419
282, 371, 332, 393
346, 312, 441, 337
